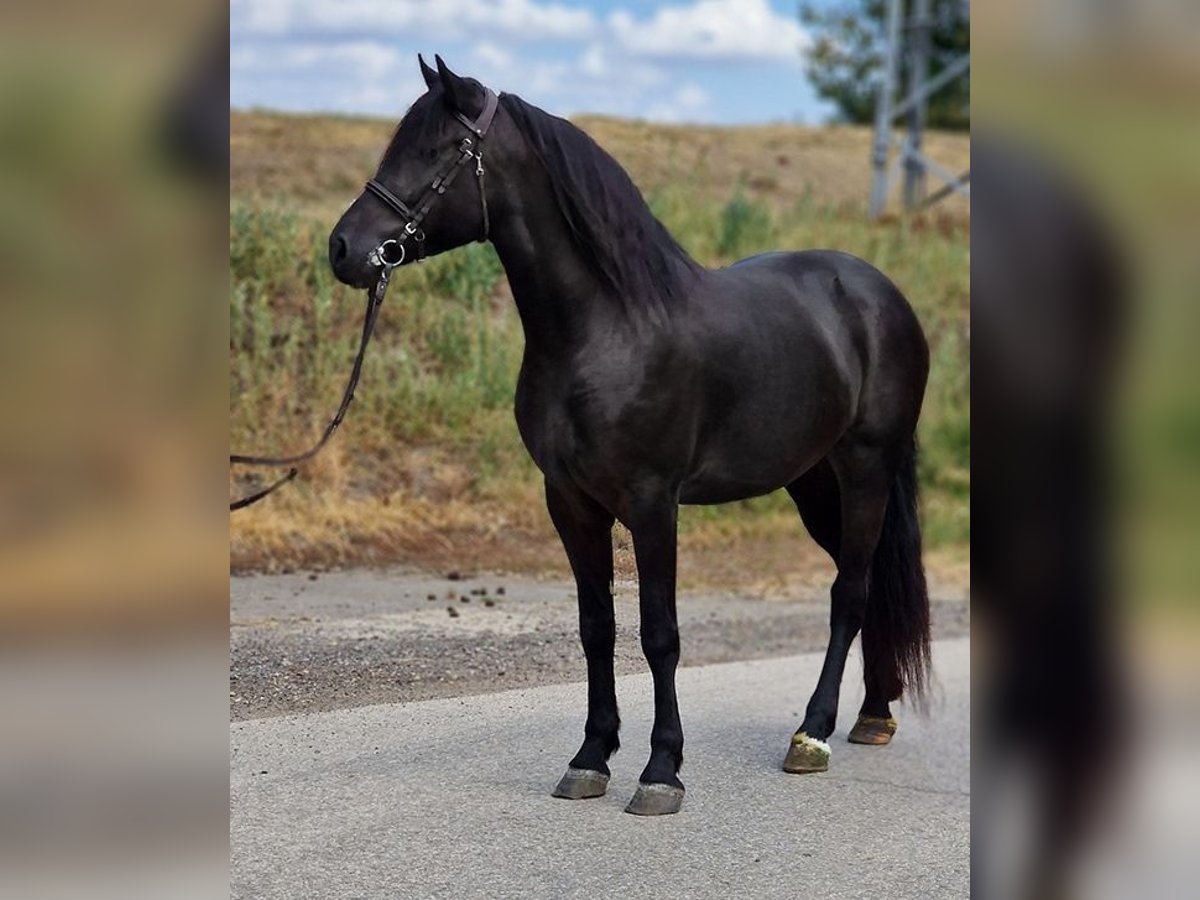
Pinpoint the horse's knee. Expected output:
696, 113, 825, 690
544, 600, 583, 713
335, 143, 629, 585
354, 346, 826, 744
579, 615, 615, 655
639, 625, 679, 665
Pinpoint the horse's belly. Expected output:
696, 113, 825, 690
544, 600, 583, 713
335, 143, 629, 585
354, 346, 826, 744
679, 397, 851, 505
679, 477, 780, 505
679, 447, 830, 505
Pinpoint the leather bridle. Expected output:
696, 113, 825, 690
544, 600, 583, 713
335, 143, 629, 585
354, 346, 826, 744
229, 88, 501, 511
363, 88, 500, 269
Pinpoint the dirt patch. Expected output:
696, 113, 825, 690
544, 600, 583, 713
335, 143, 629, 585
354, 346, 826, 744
231, 502, 968, 595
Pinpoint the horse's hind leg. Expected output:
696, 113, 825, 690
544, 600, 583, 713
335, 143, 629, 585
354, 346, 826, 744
789, 459, 902, 747
545, 479, 619, 801
787, 457, 841, 561
849, 608, 904, 745
784, 443, 897, 774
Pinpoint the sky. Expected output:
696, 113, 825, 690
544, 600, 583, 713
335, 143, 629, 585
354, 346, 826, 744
230, 0, 840, 125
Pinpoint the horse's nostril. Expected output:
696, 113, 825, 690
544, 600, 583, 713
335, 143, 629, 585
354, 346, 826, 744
331, 233, 349, 266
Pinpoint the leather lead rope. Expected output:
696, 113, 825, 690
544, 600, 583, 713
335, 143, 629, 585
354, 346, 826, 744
229, 89, 500, 512
229, 270, 391, 511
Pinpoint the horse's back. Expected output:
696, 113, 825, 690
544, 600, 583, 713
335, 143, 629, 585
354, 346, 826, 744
674, 249, 928, 502
724, 249, 924, 339
717, 248, 929, 433
702, 248, 925, 379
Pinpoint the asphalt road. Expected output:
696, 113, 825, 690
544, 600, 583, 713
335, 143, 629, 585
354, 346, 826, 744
231, 637, 969, 899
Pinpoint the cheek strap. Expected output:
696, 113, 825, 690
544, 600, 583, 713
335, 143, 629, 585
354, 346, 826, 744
365, 87, 500, 261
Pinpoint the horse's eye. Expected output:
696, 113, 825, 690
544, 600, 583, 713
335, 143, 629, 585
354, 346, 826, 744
422, 146, 438, 161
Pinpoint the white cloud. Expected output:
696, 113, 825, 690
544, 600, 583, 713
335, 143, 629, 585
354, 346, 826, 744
231, 0, 598, 43
575, 43, 665, 88
229, 0, 820, 122
230, 39, 423, 116
528, 61, 573, 96
231, 0, 291, 35
580, 44, 607, 77
609, 0, 809, 63
231, 40, 403, 79
346, 83, 410, 113
644, 83, 712, 122
676, 84, 709, 110
473, 41, 514, 71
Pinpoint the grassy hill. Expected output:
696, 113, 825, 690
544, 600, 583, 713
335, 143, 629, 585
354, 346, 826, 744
230, 110, 969, 584
231, 110, 969, 220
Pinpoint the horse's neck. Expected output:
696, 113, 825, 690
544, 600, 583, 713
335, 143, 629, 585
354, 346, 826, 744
489, 187, 616, 355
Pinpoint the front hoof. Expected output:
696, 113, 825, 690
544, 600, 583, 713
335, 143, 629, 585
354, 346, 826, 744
783, 732, 830, 774
624, 782, 684, 816
848, 714, 897, 745
551, 767, 609, 800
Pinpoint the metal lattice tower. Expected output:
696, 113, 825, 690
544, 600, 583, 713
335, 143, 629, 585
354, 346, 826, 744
869, 0, 970, 218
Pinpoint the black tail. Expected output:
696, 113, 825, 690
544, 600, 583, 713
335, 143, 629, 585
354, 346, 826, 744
863, 436, 931, 703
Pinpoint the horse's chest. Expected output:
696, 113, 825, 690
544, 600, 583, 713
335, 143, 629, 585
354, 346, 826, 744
514, 360, 681, 480
513, 388, 565, 473
513, 369, 579, 474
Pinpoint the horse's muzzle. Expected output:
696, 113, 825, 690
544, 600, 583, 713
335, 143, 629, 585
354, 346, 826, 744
328, 228, 377, 289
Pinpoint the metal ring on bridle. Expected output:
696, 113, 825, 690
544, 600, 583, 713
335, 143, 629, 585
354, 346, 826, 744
371, 238, 405, 268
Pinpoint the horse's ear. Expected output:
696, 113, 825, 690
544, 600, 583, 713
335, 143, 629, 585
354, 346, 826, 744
434, 54, 474, 112
418, 54, 438, 90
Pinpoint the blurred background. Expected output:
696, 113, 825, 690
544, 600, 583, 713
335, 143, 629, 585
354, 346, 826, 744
971, 2, 1200, 898
0, 0, 1195, 897
1, 2, 229, 897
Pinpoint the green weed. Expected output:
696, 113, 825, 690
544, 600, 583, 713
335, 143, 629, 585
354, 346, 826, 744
231, 185, 968, 550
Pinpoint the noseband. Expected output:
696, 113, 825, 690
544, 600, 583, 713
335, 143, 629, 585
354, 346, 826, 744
364, 88, 500, 269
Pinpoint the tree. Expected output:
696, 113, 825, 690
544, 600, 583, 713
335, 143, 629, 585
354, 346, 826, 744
800, 0, 969, 131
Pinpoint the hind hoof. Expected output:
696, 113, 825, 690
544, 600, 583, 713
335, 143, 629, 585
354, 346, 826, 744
624, 782, 684, 816
783, 732, 830, 774
551, 767, 609, 800
848, 714, 898, 745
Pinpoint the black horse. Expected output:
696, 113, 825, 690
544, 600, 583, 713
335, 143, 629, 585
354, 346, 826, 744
329, 56, 931, 816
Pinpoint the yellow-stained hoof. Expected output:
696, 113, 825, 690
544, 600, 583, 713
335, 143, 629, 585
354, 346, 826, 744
783, 732, 830, 774
847, 715, 898, 745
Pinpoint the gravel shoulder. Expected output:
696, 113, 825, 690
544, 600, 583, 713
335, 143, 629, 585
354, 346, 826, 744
231, 567, 968, 720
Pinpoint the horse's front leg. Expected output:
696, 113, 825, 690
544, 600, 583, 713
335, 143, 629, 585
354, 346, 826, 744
546, 480, 619, 801
624, 495, 685, 816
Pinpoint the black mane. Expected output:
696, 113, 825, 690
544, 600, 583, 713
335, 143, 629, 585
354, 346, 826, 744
499, 94, 699, 306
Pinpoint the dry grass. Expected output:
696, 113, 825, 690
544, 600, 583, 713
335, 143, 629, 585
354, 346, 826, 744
230, 110, 970, 220
574, 116, 969, 218
230, 110, 969, 578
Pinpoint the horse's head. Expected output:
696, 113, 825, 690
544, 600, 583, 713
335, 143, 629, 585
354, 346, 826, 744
328, 55, 501, 288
